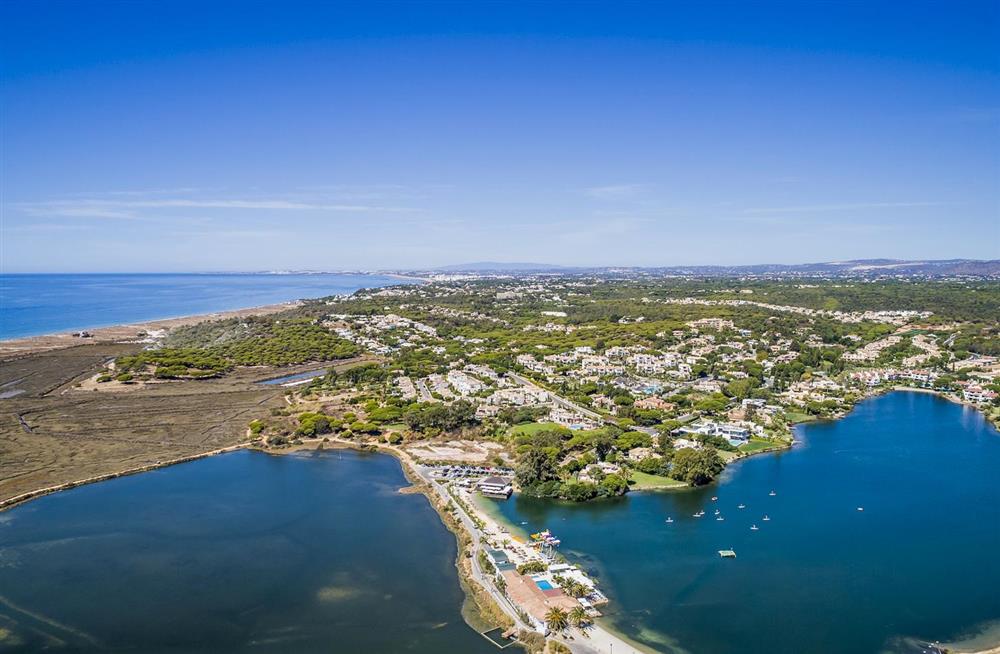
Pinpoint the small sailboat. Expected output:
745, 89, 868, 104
714, 509, 720, 515
738, 504, 746, 509
769, 490, 776, 496
716, 516, 725, 521
750, 524, 759, 531
711, 496, 718, 501
666, 517, 674, 523
762, 515, 771, 521
692, 512, 702, 518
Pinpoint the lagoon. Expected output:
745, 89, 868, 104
0, 449, 497, 653
490, 392, 1000, 653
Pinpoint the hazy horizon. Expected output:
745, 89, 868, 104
2, 1, 998, 273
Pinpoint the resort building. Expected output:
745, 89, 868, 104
963, 384, 998, 404
477, 476, 513, 498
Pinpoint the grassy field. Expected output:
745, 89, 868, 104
739, 439, 781, 454
629, 470, 687, 490
784, 411, 817, 424
506, 421, 568, 436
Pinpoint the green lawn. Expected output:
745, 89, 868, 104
784, 411, 816, 424
507, 421, 569, 436
629, 471, 687, 490
739, 439, 779, 454
384, 422, 408, 432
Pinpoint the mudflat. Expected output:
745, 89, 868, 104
0, 343, 371, 505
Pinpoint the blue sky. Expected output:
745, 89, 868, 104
2, 1, 997, 272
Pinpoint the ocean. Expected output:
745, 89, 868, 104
0, 273, 406, 339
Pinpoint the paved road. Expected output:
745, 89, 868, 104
414, 378, 435, 402
409, 466, 531, 631
507, 373, 609, 423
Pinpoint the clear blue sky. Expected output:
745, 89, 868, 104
2, 1, 997, 272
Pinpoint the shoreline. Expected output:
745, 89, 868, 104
263, 438, 656, 654
0, 386, 1000, 654
0, 443, 250, 513
0, 272, 430, 358
0, 301, 303, 358
3, 417, 997, 654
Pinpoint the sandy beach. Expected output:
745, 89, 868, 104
0, 300, 302, 358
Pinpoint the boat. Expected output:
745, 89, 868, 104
666, 517, 674, 523
719, 549, 736, 558
750, 525, 759, 531
716, 516, 724, 521
762, 515, 770, 521
714, 509, 720, 515
692, 512, 702, 518
738, 504, 746, 509
769, 490, 776, 496
857, 507, 864, 512
711, 496, 718, 501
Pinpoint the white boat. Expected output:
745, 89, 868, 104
751, 525, 759, 530
716, 516, 724, 521
738, 504, 746, 509
714, 509, 720, 515
762, 515, 771, 521
711, 496, 718, 501
666, 517, 674, 523
692, 513, 702, 518
857, 507, 864, 512
769, 490, 776, 496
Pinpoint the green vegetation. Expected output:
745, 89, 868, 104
544, 607, 569, 633
117, 317, 359, 379
670, 447, 725, 486
516, 561, 547, 574
628, 470, 687, 489
117, 348, 233, 378
739, 439, 780, 454
507, 422, 566, 437
207, 275, 998, 503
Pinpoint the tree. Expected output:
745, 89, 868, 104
670, 447, 724, 486
599, 473, 629, 497
545, 607, 569, 633
560, 481, 599, 502
515, 449, 559, 489
569, 606, 590, 627
615, 431, 652, 451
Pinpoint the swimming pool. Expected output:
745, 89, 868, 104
535, 579, 554, 591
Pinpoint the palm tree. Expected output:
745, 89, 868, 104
545, 607, 569, 633
569, 606, 589, 627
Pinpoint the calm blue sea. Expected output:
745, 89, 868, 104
0, 273, 406, 340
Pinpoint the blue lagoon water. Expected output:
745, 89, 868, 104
492, 392, 1000, 654
0, 273, 406, 339
0, 450, 498, 653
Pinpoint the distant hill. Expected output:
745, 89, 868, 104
434, 261, 569, 272
424, 259, 1000, 278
